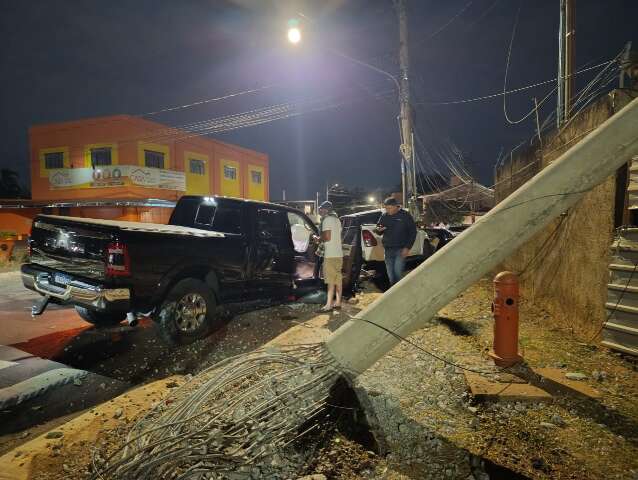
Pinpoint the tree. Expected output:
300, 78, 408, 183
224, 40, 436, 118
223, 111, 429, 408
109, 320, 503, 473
0, 169, 29, 199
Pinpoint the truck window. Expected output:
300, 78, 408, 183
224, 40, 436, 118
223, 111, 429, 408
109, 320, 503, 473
257, 208, 287, 239
361, 212, 382, 224
287, 212, 313, 253
212, 207, 242, 235
195, 204, 216, 226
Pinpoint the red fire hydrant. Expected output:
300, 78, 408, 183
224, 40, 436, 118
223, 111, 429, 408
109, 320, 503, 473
489, 271, 523, 367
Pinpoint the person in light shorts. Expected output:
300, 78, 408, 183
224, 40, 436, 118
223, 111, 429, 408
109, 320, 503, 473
316, 201, 343, 312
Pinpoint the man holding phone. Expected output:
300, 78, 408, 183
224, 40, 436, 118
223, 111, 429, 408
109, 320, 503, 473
375, 197, 417, 286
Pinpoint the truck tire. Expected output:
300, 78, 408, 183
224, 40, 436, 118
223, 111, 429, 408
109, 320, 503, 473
155, 278, 218, 346
75, 306, 126, 327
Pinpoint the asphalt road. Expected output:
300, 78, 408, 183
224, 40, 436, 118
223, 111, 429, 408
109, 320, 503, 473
0, 270, 327, 440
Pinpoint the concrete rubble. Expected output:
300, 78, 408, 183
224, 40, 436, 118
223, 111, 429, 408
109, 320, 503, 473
2, 281, 637, 479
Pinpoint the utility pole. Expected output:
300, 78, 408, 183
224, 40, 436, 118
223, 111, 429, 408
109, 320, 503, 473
557, 0, 565, 128
557, 0, 575, 127
396, 0, 418, 217
564, 0, 575, 122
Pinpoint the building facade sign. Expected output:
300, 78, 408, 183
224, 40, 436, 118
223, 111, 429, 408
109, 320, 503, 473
49, 166, 186, 191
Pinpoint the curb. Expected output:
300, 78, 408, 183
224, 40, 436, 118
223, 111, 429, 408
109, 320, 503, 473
1, 306, 337, 479
0, 376, 184, 480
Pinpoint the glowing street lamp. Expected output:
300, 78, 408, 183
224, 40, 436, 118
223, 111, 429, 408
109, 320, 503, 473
287, 27, 301, 44
287, 18, 301, 45
368, 196, 376, 204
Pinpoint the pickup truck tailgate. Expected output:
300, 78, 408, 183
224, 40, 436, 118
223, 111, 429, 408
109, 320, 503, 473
29, 217, 113, 280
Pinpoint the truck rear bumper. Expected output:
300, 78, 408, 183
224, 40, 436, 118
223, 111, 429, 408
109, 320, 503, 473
21, 264, 130, 313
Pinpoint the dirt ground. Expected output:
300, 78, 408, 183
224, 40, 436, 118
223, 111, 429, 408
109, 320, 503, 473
3, 276, 638, 479
436, 278, 638, 480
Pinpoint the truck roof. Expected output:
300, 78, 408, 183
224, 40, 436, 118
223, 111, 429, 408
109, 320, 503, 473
37, 215, 226, 238
180, 195, 308, 213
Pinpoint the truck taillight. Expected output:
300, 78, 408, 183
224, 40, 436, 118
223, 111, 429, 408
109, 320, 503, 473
27, 225, 33, 257
106, 242, 130, 277
362, 230, 377, 247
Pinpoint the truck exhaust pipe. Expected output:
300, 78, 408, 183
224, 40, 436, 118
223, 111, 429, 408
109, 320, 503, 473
126, 312, 138, 327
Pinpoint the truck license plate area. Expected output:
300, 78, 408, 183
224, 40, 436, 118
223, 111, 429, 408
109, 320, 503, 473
54, 272, 73, 286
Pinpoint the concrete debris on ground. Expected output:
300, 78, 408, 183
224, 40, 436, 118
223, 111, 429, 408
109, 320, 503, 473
350, 278, 638, 479
2, 277, 637, 479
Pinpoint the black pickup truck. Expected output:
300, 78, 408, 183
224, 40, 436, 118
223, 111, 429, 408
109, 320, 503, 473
22, 196, 320, 344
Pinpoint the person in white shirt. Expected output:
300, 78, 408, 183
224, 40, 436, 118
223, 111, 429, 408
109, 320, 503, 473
316, 201, 343, 312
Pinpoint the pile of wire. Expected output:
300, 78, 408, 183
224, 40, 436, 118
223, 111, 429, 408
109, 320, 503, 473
91, 343, 340, 480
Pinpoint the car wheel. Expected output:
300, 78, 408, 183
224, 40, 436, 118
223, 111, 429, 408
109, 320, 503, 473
75, 306, 126, 327
344, 244, 363, 292
422, 240, 434, 259
155, 278, 218, 346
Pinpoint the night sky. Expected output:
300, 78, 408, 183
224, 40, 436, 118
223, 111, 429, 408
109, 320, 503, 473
1, 0, 636, 200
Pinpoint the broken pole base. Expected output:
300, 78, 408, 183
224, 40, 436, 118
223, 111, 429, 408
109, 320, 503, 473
488, 350, 523, 368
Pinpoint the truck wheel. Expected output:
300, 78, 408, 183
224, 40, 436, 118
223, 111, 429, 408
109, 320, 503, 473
156, 278, 218, 345
75, 306, 126, 327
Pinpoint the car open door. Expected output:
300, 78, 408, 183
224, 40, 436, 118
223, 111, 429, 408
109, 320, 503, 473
250, 207, 295, 296
285, 211, 320, 288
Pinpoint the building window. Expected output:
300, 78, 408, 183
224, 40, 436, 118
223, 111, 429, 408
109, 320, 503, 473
144, 150, 165, 169
44, 152, 65, 169
224, 165, 237, 180
91, 147, 112, 167
189, 158, 205, 175
251, 170, 262, 184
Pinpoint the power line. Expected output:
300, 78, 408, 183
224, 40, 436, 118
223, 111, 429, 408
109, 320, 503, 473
92, 88, 397, 150
138, 84, 281, 117
415, 60, 614, 106
420, 0, 475, 43
465, 0, 503, 28
502, 0, 532, 125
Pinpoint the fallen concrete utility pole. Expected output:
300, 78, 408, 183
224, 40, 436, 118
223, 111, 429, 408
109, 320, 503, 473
327, 97, 638, 374
96, 98, 638, 480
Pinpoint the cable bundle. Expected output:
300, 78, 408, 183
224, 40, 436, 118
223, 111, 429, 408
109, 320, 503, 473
92, 344, 340, 480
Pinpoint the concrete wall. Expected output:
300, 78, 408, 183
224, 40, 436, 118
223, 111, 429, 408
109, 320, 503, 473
495, 91, 634, 338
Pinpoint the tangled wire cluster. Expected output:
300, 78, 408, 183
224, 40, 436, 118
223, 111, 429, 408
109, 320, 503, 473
91, 344, 340, 480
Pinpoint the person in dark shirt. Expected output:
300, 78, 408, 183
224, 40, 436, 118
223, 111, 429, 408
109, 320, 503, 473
375, 197, 417, 285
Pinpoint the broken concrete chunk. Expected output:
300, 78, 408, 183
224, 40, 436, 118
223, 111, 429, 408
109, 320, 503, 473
550, 414, 566, 426
591, 370, 606, 382
299, 290, 327, 304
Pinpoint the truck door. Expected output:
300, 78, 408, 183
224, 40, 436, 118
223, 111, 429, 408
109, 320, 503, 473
286, 211, 319, 286
251, 207, 295, 295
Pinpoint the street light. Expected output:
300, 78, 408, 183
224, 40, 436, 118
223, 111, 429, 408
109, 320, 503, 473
287, 27, 301, 44
287, 18, 301, 45
368, 196, 376, 204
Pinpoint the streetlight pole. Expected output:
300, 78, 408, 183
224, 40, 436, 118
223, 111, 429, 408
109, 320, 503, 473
289, 9, 418, 215
396, 0, 417, 217
557, 0, 575, 127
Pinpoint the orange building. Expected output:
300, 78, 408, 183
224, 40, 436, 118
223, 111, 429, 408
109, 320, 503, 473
0, 115, 269, 235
